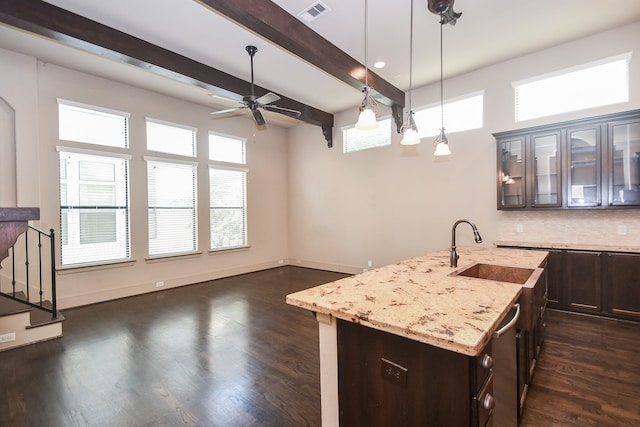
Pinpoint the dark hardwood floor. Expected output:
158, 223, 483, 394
0, 266, 638, 426
521, 310, 640, 426
0, 266, 349, 427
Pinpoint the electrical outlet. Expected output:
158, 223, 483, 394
367, 260, 373, 268
0, 333, 16, 343
617, 224, 627, 235
155, 281, 164, 288
516, 224, 524, 233
278, 259, 284, 265
380, 358, 408, 386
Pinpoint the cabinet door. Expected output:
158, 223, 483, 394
544, 250, 563, 309
531, 131, 562, 207
608, 119, 640, 206
564, 251, 602, 313
498, 137, 526, 208
566, 126, 601, 207
605, 253, 640, 319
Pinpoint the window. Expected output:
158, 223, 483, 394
209, 133, 247, 250
343, 117, 392, 153
146, 159, 198, 256
58, 100, 129, 148
146, 119, 198, 257
58, 150, 130, 265
514, 53, 630, 122
57, 100, 130, 266
146, 119, 197, 157
413, 92, 484, 138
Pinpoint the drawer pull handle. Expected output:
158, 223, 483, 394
481, 393, 495, 410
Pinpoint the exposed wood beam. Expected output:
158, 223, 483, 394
0, 0, 335, 146
196, 0, 406, 133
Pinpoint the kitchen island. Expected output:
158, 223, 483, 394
286, 247, 548, 426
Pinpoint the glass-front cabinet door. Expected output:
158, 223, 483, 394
567, 126, 601, 207
609, 119, 640, 206
531, 131, 562, 208
498, 137, 526, 208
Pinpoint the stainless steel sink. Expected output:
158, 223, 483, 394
450, 263, 546, 331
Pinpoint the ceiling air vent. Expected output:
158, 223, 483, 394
298, 1, 331, 22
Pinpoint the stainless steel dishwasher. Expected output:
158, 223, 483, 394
492, 303, 520, 427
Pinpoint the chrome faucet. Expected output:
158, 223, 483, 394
450, 219, 483, 267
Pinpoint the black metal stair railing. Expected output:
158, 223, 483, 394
0, 226, 58, 320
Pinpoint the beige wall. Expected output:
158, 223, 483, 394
1, 49, 291, 308
287, 22, 640, 273
2, 21, 640, 305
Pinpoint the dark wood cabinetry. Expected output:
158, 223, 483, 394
500, 245, 640, 322
564, 250, 602, 313
337, 319, 494, 426
495, 109, 640, 210
605, 252, 640, 319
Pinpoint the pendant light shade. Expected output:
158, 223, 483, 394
400, 0, 421, 146
356, 100, 378, 130
355, 0, 378, 130
433, 129, 452, 156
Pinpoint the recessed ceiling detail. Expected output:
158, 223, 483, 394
298, 2, 331, 22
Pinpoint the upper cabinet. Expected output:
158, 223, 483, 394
495, 109, 640, 210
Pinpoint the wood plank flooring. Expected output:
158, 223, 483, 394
521, 310, 640, 426
0, 266, 638, 426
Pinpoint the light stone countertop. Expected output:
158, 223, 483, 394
495, 240, 640, 254
286, 247, 548, 356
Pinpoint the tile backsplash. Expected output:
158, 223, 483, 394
497, 209, 640, 247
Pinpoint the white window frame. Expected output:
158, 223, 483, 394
513, 53, 631, 123
208, 132, 248, 251
57, 99, 129, 149
57, 147, 131, 266
145, 157, 199, 258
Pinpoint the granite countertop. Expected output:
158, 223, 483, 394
286, 247, 548, 356
495, 240, 640, 254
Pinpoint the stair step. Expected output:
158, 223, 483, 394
0, 293, 64, 327
0, 294, 32, 317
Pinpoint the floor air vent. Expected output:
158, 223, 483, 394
298, 1, 331, 22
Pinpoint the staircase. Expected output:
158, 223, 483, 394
0, 208, 63, 351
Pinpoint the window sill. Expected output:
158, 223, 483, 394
57, 259, 136, 274
209, 245, 250, 255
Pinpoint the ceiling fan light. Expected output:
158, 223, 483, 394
355, 107, 378, 130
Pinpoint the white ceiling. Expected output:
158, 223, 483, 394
1, 0, 640, 122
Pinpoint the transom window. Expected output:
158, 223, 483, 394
514, 53, 630, 122
413, 92, 484, 138
343, 117, 392, 153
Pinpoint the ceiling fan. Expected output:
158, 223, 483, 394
210, 45, 301, 126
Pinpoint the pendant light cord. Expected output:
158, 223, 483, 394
439, 20, 444, 132
408, 0, 414, 114
364, 0, 369, 89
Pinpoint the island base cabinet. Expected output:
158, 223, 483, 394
337, 319, 494, 427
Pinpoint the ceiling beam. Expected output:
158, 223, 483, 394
0, 0, 335, 146
196, 0, 406, 132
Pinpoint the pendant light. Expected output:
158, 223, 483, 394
355, 0, 379, 130
400, 0, 421, 146
433, 16, 452, 156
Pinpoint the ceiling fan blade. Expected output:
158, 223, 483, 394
256, 92, 280, 105
251, 108, 266, 126
263, 104, 302, 118
210, 107, 244, 115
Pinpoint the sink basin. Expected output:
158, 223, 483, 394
451, 263, 537, 286
450, 262, 546, 331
